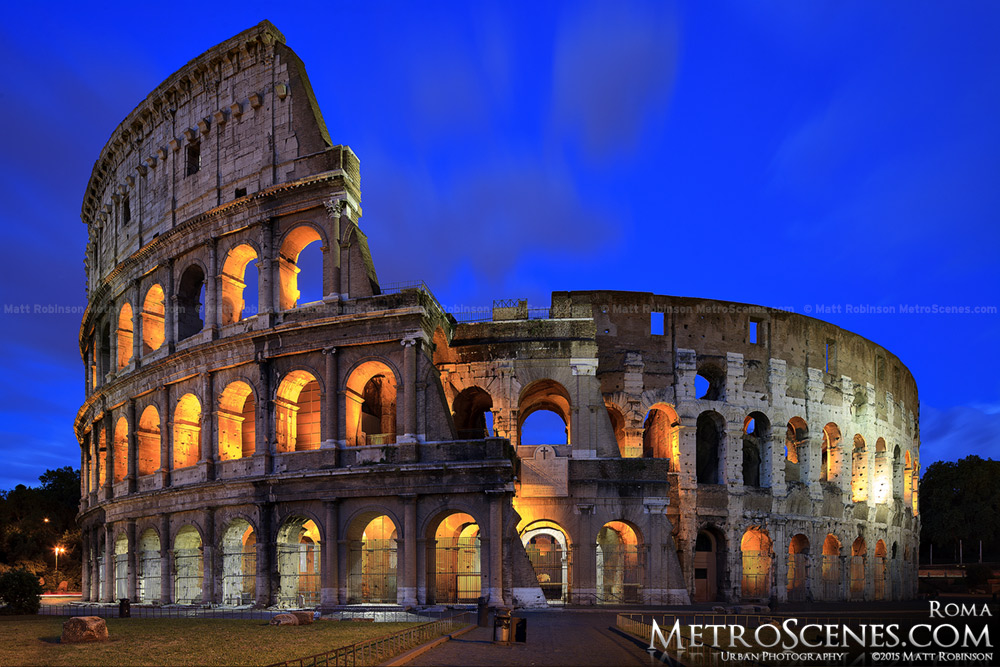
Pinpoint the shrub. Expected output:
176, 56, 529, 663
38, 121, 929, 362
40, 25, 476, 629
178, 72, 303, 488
0, 568, 43, 614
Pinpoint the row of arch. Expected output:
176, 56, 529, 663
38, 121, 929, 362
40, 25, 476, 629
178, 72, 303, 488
90, 223, 327, 388
695, 527, 914, 602
88, 361, 399, 489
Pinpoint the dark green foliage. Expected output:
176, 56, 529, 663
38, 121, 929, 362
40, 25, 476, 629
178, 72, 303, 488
920, 456, 1000, 562
0, 568, 43, 614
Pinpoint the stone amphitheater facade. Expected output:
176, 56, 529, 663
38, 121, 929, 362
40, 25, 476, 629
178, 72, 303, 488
76, 21, 919, 609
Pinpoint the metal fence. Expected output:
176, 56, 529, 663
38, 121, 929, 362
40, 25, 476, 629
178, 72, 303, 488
221, 545, 257, 606
434, 537, 481, 604
39, 605, 455, 623
597, 544, 644, 604
266, 611, 472, 667
848, 555, 866, 600
786, 553, 808, 601
820, 555, 841, 600
347, 539, 398, 604
740, 553, 771, 599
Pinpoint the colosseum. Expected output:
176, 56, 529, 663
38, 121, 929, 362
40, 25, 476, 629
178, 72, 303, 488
75, 21, 920, 610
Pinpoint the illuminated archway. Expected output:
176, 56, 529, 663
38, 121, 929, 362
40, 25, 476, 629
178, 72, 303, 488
278, 225, 323, 310
220, 519, 256, 605
114, 533, 129, 599
596, 521, 643, 604
347, 514, 398, 604
785, 417, 808, 483
873, 539, 888, 600
137, 528, 160, 603
220, 244, 259, 324
605, 403, 629, 457
218, 381, 255, 460
141, 284, 165, 354
345, 361, 397, 447
275, 370, 321, 453
852, 435, 868, 501
276, 517, 321, 607
429, 512, 481, 604
173, 393, 201, 470
786, 534, 810, 601
137, 405, 160, 477
740, 528, 772, 600
643, 404, 680, 469
821, 534, 842, 600
117, 303, 134, 369
173, 525, 203, 604
849, 537, 867, 600
521, 520, 572, 604
452, 386, 494, 439
113, 417, 128, 483
821, 423, 842, 482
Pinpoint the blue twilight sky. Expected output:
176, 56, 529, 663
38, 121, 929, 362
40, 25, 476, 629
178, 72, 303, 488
0, 1, 998, 490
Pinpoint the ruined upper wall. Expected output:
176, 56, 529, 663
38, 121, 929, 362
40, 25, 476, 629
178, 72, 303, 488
81, 21, 359, 291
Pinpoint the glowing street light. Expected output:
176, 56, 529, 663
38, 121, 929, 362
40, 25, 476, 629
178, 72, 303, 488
53, 546, 65, 582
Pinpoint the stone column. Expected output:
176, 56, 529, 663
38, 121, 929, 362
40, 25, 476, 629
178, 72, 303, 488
159, 514, 172, 604
416, 538, 428, 604
91, 526, 101, 601
400, 338, 417, 443
104, 523, 114, 602
205, 239, 218, 336
108, 311, 118, 380
126, 399, 137, 493
81, 530, 90, 602
103, 411, 114, 498
322, 500, 339, 607
573, 503, 597, 605
80, 439, 90, 510
255, 503, 273, 607
256, 358, 272, 473
93, 328, 104, 388
487, 491, 504, 606
258, 219, 275, 323
322, 348, 339, 450
400, 495, 418, 606
91, 423, 100, 504
199, 371, 216, 481
127, 519, 137, 601
202, 508, 215, 604
158, 384, 171, 488
132, 282, 142, 365
322, 199, 343, 300
337, 538, 349, 606
165, 259, 176, 350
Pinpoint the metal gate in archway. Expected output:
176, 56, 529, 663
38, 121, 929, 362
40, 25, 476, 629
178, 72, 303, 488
596, 544, 644, 604
173, 548, 203, 604
114, 553, 128, 599
277, 543, 321, 607
525, 543, 573, 603
820, 555, 841, 600
434, 537, 481, 603
786, 553, 808, 601
873, 556, 887, 600
221, 546, 257, 605
138, 551, 160, 603
347, 539, 397, 603
848, 556, 866, 600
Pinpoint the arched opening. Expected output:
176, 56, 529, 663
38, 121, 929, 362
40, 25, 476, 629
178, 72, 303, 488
137, 406, 161, 477
852, 435, 868, 502
173, 525, 203, 604
892, 446, 903, 501
141, 284, 165, 354
96, 532, 106, 600
117, 303, 134, 369
693, 528, 725, 602
137, 529, 160, 603
275, 370, 321, 453
849, 537, 867, 600
742, 413, 771, 487
218, 381, 256, 460
113, 417, 128, 483
873, 438, 890, 503
173, 394, 201, 470
911, 459, 920, 516
97, 426, 107, 488
873, 539, 888, 600
518, 379, 571, 447
99, 321, 111, 379
221, 519, 256, 605
521, 520, 572, 604
452, 386, 494, 439
596, 521, 643, 604
787, 534, 810, 601
431, 512, 481, 604
643, 404, 680, 470
176, 265, 206, 341
220, 244, 259, 324
276, 517, 321, 607
347, 514, 398, 604
821, 534, 842, 600
345, 361, 397, 447
695, 363, 725, 401
821, 423, 842, 482
114, 533, 129, 599
904, 451, 913, 506
784, 417, 808, 483
278, 225, 323, 310
740, 528, 772, 600
696, 411, 724, 484
605, 403, 630, 458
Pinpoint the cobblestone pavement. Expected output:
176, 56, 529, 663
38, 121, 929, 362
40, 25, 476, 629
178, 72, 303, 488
406, 610, 652, 667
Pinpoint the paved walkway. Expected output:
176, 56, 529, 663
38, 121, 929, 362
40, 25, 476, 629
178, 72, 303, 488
406, 610, 651, 667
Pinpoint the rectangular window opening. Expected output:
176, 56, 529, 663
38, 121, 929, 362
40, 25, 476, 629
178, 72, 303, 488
650, 311, 665, 336
235, 187, 247, 199
749, 320, 759, 344
122, 196, 131, 225
186, 142, 201, 176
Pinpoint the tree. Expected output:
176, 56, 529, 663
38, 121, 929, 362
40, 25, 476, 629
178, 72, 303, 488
920, 456, 1000, 562
0, 568, 43, 614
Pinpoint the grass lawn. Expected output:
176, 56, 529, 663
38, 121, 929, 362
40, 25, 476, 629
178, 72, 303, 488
0, 616, 423, 666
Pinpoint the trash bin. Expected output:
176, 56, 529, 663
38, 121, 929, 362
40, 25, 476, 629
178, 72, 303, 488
512, 616, 527, 643
118, 598, 131, 618
477, 597, 489, 627
492, 607, 512, 643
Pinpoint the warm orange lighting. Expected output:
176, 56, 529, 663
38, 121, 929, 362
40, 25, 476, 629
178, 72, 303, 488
43, 517, 50, 523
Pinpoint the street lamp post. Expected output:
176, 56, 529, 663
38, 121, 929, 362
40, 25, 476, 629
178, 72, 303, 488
53, 546, 65, 586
